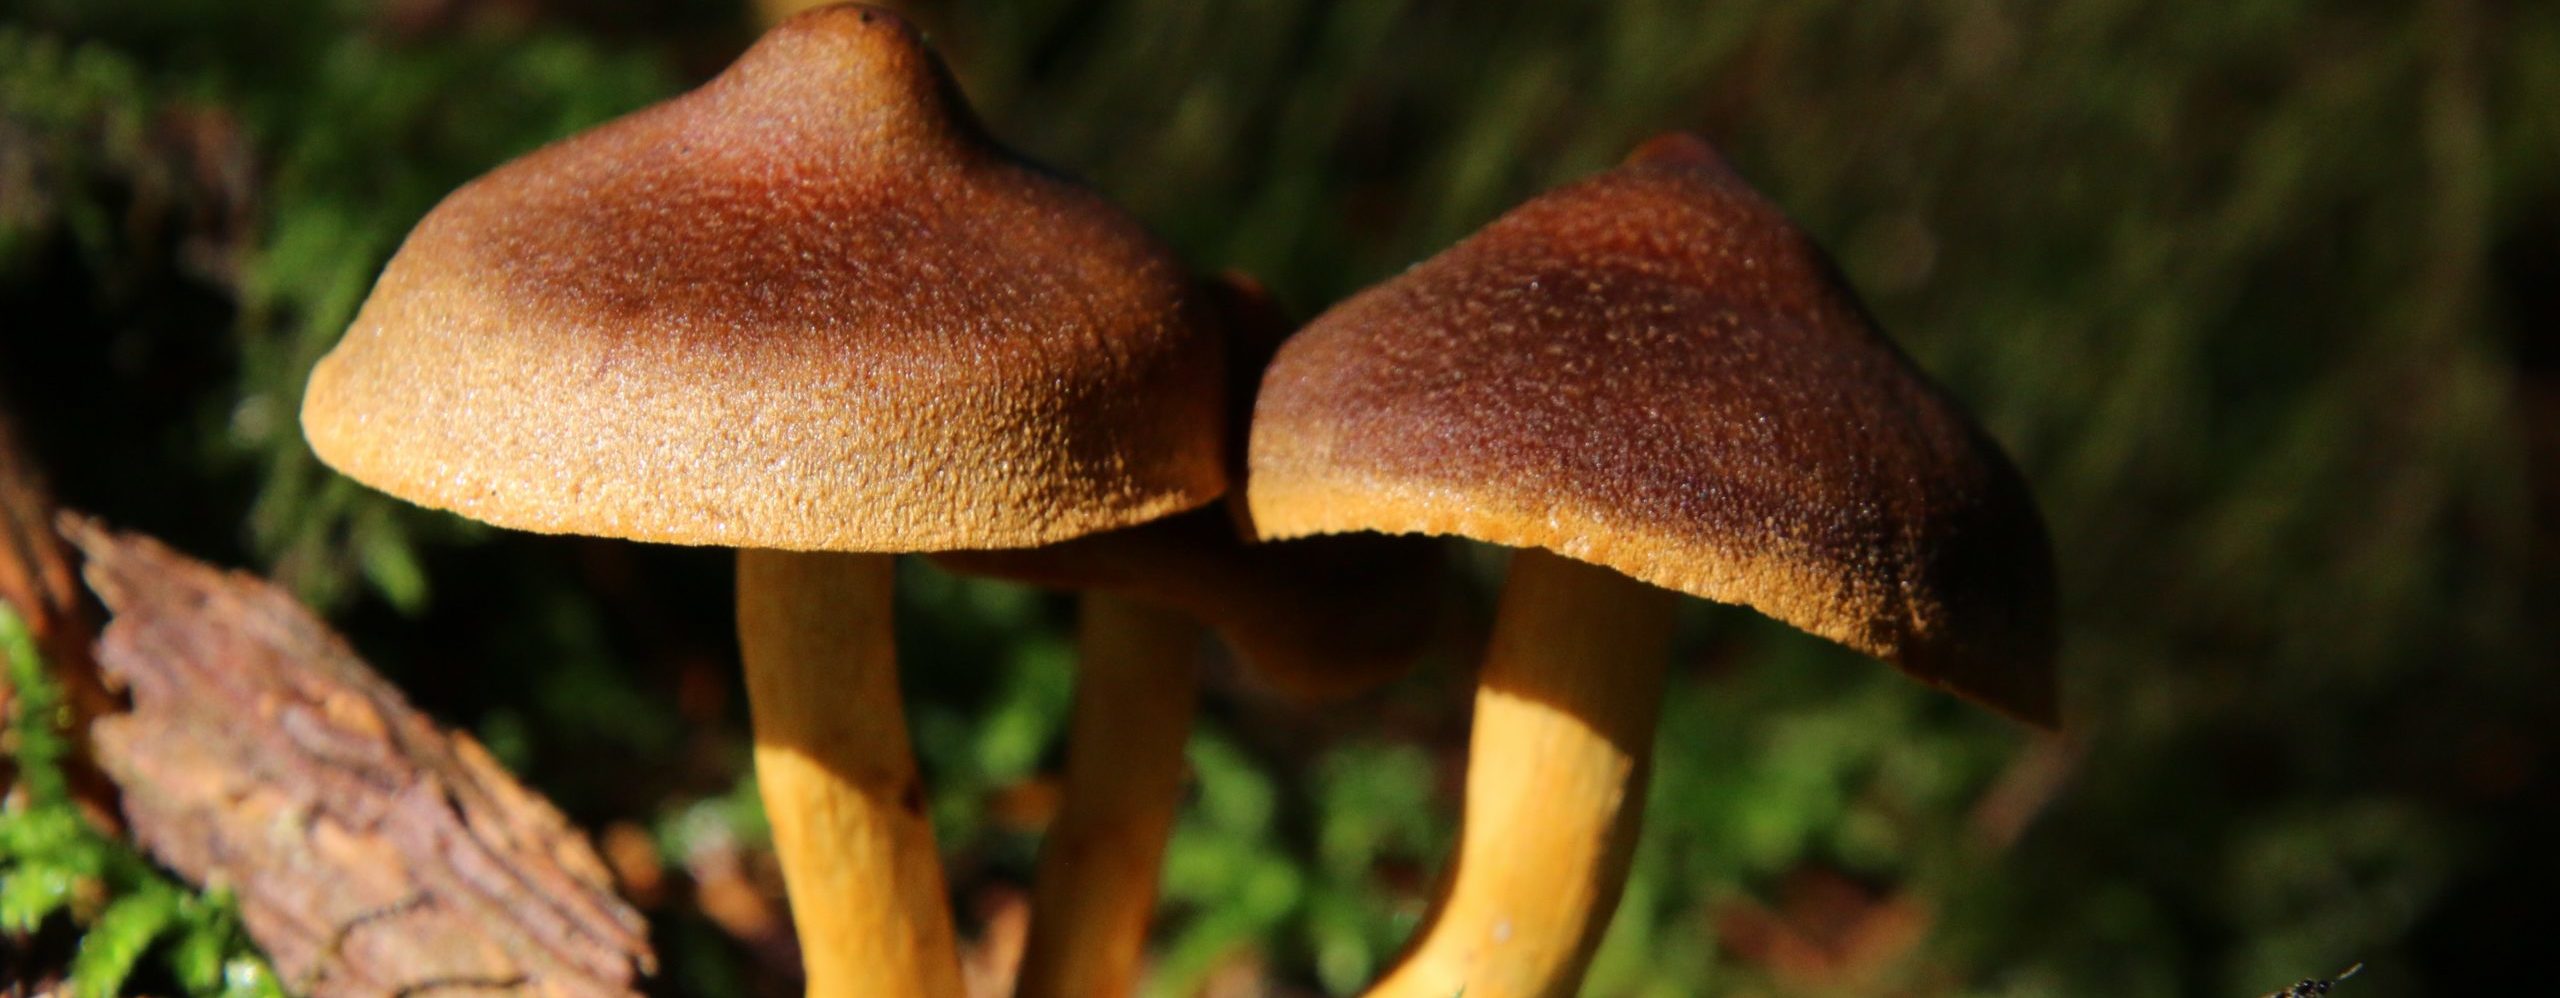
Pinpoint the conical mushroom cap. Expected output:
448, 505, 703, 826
1247, 134, 2056, 724
302, 5, 1224, 552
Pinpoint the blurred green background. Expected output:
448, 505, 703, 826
3, 0, 2555, 994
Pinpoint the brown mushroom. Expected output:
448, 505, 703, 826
1246, 133, 2056, 998
930, 275, 1445, 997
300, 7, 1223, 996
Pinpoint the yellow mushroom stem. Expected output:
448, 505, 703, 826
736, 549, 964, 998
1365, 546, 1682, 998
1018, 592, 1204, 998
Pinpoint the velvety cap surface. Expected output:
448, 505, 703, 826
302, 5, 1224, 552
1247, 134, 2056, 723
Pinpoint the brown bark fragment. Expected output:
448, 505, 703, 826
0, 405, 82, 647
0, 393, 120, 829
62, 516, 654, 998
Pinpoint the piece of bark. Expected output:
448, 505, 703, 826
0, 403, 83, 646
0, 392, 121, 829
62, 516, 654, 997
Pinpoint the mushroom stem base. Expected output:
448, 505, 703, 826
1017, 592, 1202, 998
1364, 547, 1681, 998
737, 549, 962, 998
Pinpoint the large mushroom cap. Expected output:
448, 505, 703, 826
1247, 133, 2055, 723
303, 4, 1224, 552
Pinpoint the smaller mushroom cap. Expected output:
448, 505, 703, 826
1248, 133, 2056, 723
302, 5, 1224, 553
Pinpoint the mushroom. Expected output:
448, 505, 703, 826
934, 508, 1440, 998
931, 275, 1446, 997
1245, 133, 2057, 998
299, 7, 1223, 997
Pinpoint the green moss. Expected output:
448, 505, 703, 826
1, 606, 282, 998
4, 0, 2554, 993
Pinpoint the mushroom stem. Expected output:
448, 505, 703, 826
1364, 547, 1681, 998
1017, 592, 1203, 998
736, 549, 964, 998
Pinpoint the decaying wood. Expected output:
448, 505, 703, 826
0, 394, 120, 829
0, 403, 83, 646
63, 516, 654, 997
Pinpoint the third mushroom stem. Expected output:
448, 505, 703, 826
736, 549, 964, 998
1017, 593, 1205, 997
1364, 548, 1682, 998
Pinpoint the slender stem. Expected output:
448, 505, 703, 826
1016, 592, 1203, 998
737, 549, 963, 998
1363, 547, 1682, 998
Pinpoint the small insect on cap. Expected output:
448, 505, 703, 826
1246, 132, 2057, 724
302, 4, 1225, 553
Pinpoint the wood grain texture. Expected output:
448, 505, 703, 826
64, 517, 654, 998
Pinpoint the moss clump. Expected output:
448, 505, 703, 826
0, 605, 283, 998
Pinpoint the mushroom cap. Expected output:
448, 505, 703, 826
1246, 134, 2056, 724
932, 507, 1444, 702
302, 5, 1224, 552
